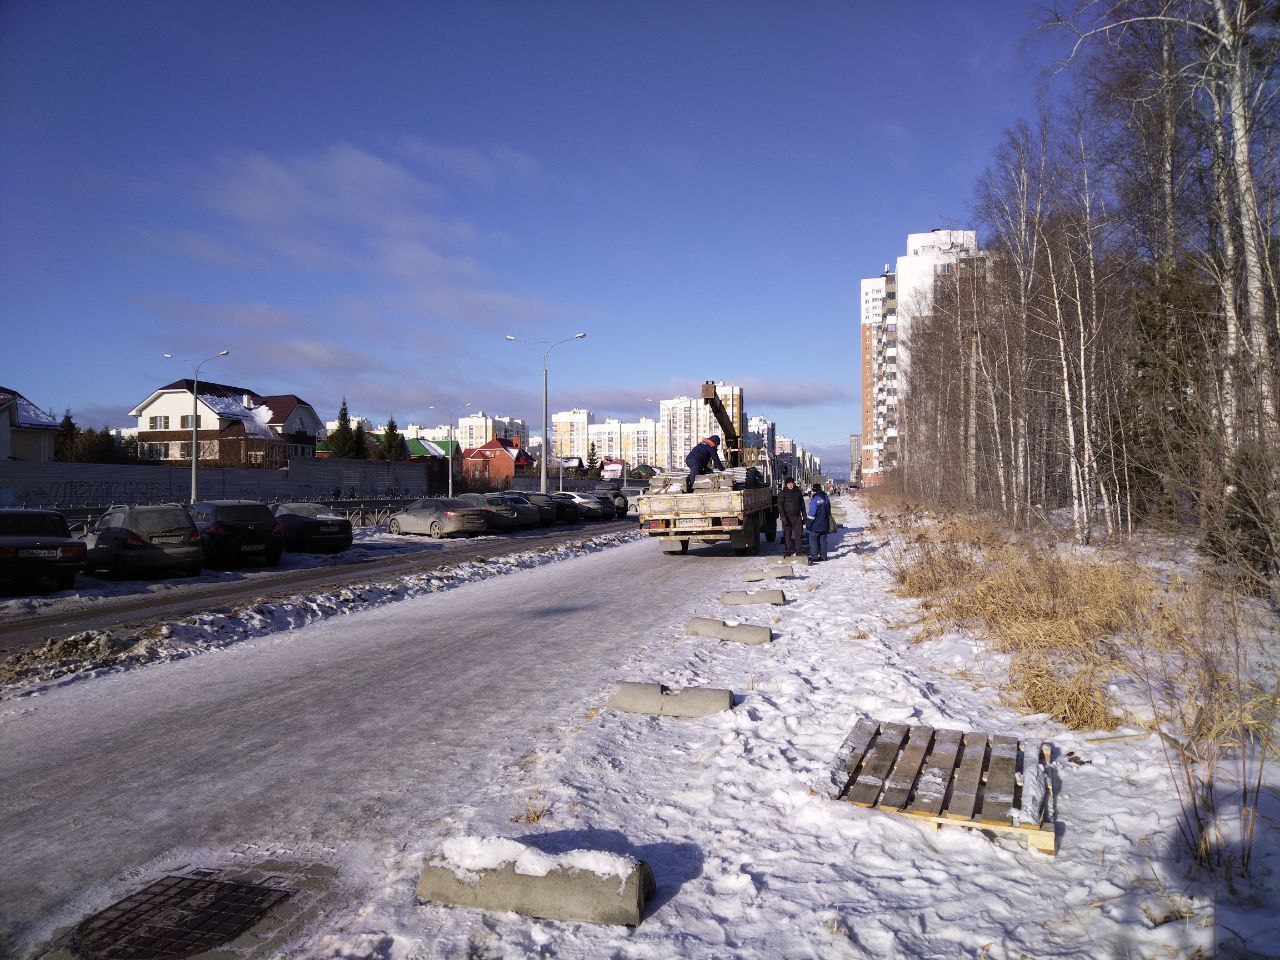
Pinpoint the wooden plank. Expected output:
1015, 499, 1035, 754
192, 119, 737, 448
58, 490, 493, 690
944, 732, 989, 820
879, 725, 935, 810
1012, 740, 1046, 827
846, 723, 909, 806
819, 718, 880, 798
978, 735, 1019, 824
907, 728, 963, 817
900, 806, 1057, 854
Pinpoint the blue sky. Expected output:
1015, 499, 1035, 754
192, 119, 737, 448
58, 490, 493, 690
0, 0, 1050, 474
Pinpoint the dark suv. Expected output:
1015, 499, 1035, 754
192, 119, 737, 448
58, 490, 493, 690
190, 500, 284, 567
0, 509, 86, 590
85, 504, 203, 578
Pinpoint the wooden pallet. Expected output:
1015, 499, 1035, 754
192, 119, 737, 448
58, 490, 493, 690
820, 719, 1057, 854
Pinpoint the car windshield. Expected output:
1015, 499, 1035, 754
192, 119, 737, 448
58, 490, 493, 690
505, 494, 530, 504
0, 513, 69, 537
133, 508, 194, 534
215, 505, 274, 523
279, 503, 337, 519
484, 497, 509, 506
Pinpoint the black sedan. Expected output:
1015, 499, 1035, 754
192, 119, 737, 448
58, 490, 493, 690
271, 503, 354, 553
190, 500, 285, 567
0, 509, 86, 590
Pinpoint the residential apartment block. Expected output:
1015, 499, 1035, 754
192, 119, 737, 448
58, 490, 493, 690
456, 411, 527, 451
859, 228, 978, 482
656, 382, 743, 469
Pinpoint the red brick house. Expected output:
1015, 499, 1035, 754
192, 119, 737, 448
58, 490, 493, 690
460, 437, 535, 485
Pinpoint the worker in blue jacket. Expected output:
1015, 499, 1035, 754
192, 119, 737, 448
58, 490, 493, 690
684, 435, 724, 492
805, 483, 831, 561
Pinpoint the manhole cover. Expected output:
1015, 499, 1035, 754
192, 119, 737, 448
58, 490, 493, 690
72, 874, 291, 959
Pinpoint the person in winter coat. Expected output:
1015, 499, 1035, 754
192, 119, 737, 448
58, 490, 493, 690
805, 483, 831, 561
777, 477, 806, 557
683, 435, 724, 492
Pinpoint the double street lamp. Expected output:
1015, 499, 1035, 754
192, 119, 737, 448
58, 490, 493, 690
504, 333, 586, 493
428, 401, 471, 497
163, 350, 229, 503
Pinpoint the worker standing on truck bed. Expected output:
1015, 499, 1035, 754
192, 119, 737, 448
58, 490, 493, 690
684, 435, 724, 492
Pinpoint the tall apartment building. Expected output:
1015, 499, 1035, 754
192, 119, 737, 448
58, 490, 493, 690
622, 417, 658, 466
456, 411, 527, 451
860, 270, 897, 478
587, 418, 623, 462
746, 415, 776, 455
859, 229, 978, 481
655, 382, 744, 469
551, 408, 592, 460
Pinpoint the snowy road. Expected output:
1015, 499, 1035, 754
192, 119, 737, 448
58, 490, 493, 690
0, 535, 751, 953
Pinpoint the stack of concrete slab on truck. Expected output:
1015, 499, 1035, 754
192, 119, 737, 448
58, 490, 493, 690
647, 467, 765, 495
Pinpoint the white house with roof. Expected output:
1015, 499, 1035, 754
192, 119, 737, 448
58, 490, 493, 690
129, 379, 321, 468
0, 386, 59, 461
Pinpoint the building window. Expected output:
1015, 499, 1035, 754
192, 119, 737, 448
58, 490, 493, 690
180, 415, 202, 429
149, 416, 169, 430
139, 442, 166, 460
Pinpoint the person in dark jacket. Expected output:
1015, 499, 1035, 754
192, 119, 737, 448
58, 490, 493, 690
777, 477, 805, 557
805, 483, 831, 561
683, 435, 724, 492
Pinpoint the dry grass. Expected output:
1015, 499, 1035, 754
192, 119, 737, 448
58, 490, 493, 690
510, 793, 551, 824
883, 507, 1279, 882
886, 512, 1154, 729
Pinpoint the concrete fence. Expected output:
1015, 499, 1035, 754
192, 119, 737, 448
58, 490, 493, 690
0, 458, 437, 509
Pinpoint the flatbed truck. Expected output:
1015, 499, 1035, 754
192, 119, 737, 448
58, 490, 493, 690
636, 382, 778, 555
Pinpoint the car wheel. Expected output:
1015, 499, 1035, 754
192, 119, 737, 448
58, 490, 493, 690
429, 520, 443, 539
56, 570, 76, 590
110, 557, 127, 581
389, 519, 402, 535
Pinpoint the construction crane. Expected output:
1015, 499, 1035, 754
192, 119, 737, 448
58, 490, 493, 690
700, 381, 742, 468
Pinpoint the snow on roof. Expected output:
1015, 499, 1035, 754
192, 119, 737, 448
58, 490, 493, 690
0, 387, 59, 430
199, 393, 279, 440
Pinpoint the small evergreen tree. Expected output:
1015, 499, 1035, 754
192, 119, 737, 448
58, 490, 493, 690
351, 421, 369, 460
380, 417, 404, 462
328, 399, 356, 458
55, 410, 79, 461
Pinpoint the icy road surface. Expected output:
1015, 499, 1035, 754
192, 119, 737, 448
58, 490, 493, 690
0, 534, 748, 951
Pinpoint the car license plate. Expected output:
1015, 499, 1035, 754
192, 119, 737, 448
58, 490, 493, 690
152, 536, 182, 544
320, 525, 340, 532
19, 549, 57, 558
241, 544, 265, 552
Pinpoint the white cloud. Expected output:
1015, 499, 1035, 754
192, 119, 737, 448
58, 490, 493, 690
396, 137, 541, 187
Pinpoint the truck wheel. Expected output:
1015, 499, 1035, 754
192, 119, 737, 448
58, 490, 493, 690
763, 510, 778, 543
661, 539, 689, 555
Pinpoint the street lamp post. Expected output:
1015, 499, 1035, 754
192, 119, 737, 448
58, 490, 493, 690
505, 332, 586, 494
428, 401, 471, 497
163, 350, 229, 503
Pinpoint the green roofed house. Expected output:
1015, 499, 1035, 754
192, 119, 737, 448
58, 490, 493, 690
405, 437, 448, 460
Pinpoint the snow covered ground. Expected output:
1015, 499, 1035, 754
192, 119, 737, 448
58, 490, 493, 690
3, 498, 1276, 958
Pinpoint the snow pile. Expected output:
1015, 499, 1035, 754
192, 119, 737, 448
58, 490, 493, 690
432, 836, 637, 884
1, 529, 642, 698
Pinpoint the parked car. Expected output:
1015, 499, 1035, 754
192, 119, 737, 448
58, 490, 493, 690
0, 509, 86, 590
85, 503, 203, 578
596, 487, 629, 515
496, 493, 545, 528
590, 493, 621, 518
189, 500, 285, 567
553, 491, 606, 519
271, 502, 353, 553
540, 493, 580, 524
388, 498, 488, 538
520, 492, 565, 524
456, 493, 520, 532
